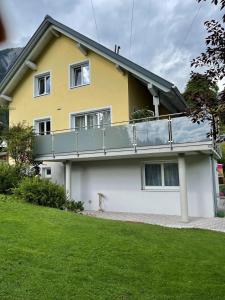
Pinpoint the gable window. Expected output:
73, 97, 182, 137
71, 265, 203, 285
35, 119, 51, 135
34, 72, 50, 96
72, 109, 111, 131
70, 61, 90, 88
144, 162, 179, 188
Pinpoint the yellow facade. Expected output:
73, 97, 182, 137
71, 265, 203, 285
9, 35, 131, 130
128, 74, 154, 117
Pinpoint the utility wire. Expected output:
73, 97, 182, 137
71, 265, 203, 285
182, 1, 203, 47
129, 0, 135, 59
91, 0, 100, 43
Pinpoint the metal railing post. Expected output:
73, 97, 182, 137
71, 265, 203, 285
102, 127, 106, 154
132, 123, 137, 153
168, 116, 173, 150
76, 131, 79, 157
51, 132, 55, 158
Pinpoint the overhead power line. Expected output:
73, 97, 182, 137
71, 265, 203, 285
129, 0, 135, 59
182, 1, 203, 47
90, 0, 100, 43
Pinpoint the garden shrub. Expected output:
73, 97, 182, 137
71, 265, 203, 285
14, 177, 67, 209
216, 210, 225, 218
0, 162, 25, 194
65, 200, 84, 212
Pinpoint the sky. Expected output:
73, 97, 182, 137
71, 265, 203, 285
0, 0, 223, 92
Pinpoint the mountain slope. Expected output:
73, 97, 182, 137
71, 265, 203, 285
0, 47, 22, 82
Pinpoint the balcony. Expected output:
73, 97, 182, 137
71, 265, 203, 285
34, 113, 217, 161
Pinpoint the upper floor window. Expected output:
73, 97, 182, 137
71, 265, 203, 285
72, 109, 111, 131
144, 162, 179, 188
70, 61, 90, 88
35, 118, 51, 135
34, 72, 50, 97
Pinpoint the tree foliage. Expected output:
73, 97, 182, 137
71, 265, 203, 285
191, 20, 225, 85
0, 105, 9, 151
187, 0, 225, 139
218, 143, 225, 165
197, 0, 225, 22
131, 108, 154, 121
183, 74, 225, 139
3, 122, 35, 166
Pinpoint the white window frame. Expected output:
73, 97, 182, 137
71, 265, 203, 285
69, 60, 90, 89
142, 161, 180, 190
42, 167, 52, 178
34, 71, 51, 97
33, 117, 52, 135
69, 107, 111, 131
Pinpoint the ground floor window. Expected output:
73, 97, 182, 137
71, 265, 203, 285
42, 167, 51, 178
72, 109, 111, 130
35, 119, 51, 135
144, 162, 179, 188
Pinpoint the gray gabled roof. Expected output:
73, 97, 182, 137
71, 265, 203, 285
0, 15, 187, 110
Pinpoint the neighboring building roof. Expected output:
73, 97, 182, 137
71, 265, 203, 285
0, 15, 187, 111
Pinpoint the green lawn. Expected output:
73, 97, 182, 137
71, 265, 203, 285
1, 197, 225, 300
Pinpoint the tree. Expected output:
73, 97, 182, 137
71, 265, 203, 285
197, 0, 225, 22
3, 122, 36, 167
183, 74, 225, 140
0, 105, 9, 151
218, 142, 225, 165
187, 0, 225, 139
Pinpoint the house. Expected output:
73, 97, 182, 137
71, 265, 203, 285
0, 16, 220, 220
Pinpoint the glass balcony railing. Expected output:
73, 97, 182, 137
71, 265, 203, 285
34, 114, 212, 158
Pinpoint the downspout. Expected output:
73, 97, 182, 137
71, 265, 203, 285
210, 154, 218, 216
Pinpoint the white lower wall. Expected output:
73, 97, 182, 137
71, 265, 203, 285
71, 160, 180, 215
186, 156, 215, 217
40, 162, 65, 186
67, 155, 216, 218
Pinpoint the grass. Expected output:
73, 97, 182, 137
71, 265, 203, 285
1, 196, 225, 299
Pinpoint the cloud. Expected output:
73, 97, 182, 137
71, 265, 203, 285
0, 0, 223, 92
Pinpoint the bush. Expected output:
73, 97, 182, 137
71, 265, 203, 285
0, 162, 25, 194
14, 177, 67, 209
131, 108, 154, 121
216, 210, 225, 218
65, 200, 84, 212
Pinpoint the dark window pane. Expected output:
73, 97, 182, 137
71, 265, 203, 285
164, 163, 179, 186
102, 110, 111, 126
74, 67, 82, 86
75, 115, 85, 130
46, 75, 50, 94
145, 164, 162, 186
87, 113, 98, 129
38, 78, 45, 95
39, 122, 45, 135
46, 121, 51, 134
46, 168, 51, 175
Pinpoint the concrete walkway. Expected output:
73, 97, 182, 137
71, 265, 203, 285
83, 211, 225, 233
